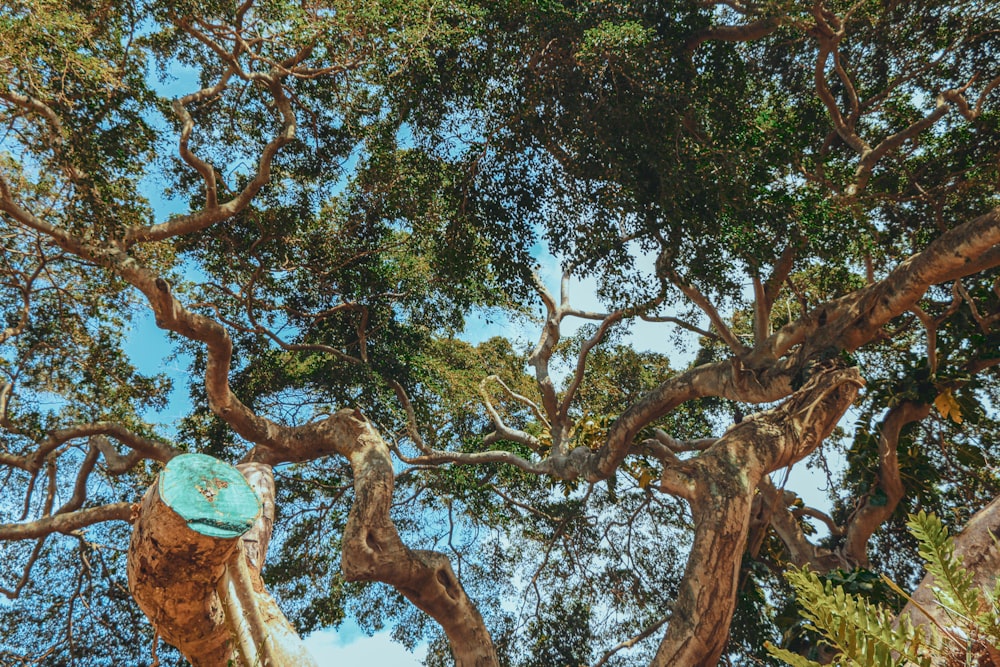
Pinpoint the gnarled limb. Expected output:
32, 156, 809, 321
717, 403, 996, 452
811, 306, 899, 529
339, 410, 499, 667
650, 364, 862, 666
841, 402, 931, 567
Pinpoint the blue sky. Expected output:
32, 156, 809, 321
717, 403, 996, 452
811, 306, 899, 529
303, 619, 426, 666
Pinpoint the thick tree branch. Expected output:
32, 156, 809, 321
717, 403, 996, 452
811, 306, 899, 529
758, 477, 847, 571
651, 364, 862, 666
338, 411, 499, 667
841, 402, 931, 567
526, 272, 563, 441
0, 503, 132, 541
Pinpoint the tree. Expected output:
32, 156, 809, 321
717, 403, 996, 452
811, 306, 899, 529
0, 0, 999, 665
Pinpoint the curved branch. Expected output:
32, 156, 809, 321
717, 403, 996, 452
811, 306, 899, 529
763, 481, 847, 571
339, 412, 499, 667
841, 402, 931, 566
526, 272, 563, 435
559, 310, 623, 418
124, 73, 296, 244
0, 503, 133, 540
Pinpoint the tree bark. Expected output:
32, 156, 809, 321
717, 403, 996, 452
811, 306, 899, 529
128, 453, 318, 666
651, 364, 863, 666
339, 410, 500, 667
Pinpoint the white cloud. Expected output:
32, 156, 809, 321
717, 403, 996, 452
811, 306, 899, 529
304, 626, 426, 666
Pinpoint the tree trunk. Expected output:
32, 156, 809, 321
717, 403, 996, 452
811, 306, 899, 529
652, 450, 759, 665
651, 364, 863, 666
127, 453, 317, 666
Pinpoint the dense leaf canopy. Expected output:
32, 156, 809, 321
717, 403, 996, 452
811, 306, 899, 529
0, 1, 999, 665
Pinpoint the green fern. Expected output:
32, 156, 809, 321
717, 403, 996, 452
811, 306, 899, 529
768, 511, 1000, 666
907, 511, 982, 628
766, 568, 931, 667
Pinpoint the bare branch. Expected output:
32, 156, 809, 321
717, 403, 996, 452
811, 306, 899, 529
22, 422, 179, 473
480, 375, 550, 432
0, 503, 133, 541
526, 272, 562, 433
791, 506, 845, 537
670, 271, 748, 356
591, 616, 670, 667
760, 477, 847, 570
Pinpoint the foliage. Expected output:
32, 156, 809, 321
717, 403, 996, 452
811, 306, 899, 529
768, 512, 1000, 667
0, 0, 999, 665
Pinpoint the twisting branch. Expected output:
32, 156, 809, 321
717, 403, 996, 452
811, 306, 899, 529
338, 411, 500, 667
15, 422, 179, 474
809, 6, 981, 198
668, 271, 748, 356
170, 72, 234, 211
651, 364, 863, 665
758, 477, 847, 571
840, 402, 926, 566
92, 435, 147, 475
0, 503, 133, 541
55, 443, 100, 516
792, 506, 845, 537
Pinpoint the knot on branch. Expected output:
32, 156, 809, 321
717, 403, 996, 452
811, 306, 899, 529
777, 362, 864, 464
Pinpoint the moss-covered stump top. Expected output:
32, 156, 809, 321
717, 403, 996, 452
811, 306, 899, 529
160, 453, 261, 538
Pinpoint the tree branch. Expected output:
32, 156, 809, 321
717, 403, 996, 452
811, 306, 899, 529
0, 503, 133, 541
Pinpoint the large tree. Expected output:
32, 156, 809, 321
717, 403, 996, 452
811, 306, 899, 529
1, 1, 999, 665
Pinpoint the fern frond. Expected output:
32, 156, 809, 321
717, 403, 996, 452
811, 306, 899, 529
764, 642, 825, 667
907, 511, 982, 626
782, 568, 931, 667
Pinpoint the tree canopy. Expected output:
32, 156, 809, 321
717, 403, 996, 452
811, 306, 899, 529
1, 0, 999, 665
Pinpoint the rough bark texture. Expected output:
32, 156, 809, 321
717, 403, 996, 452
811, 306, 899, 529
339, 410, 500, 667
651, 364, 864, 666
127, 459, 251, 665
128, 455, 318, 666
